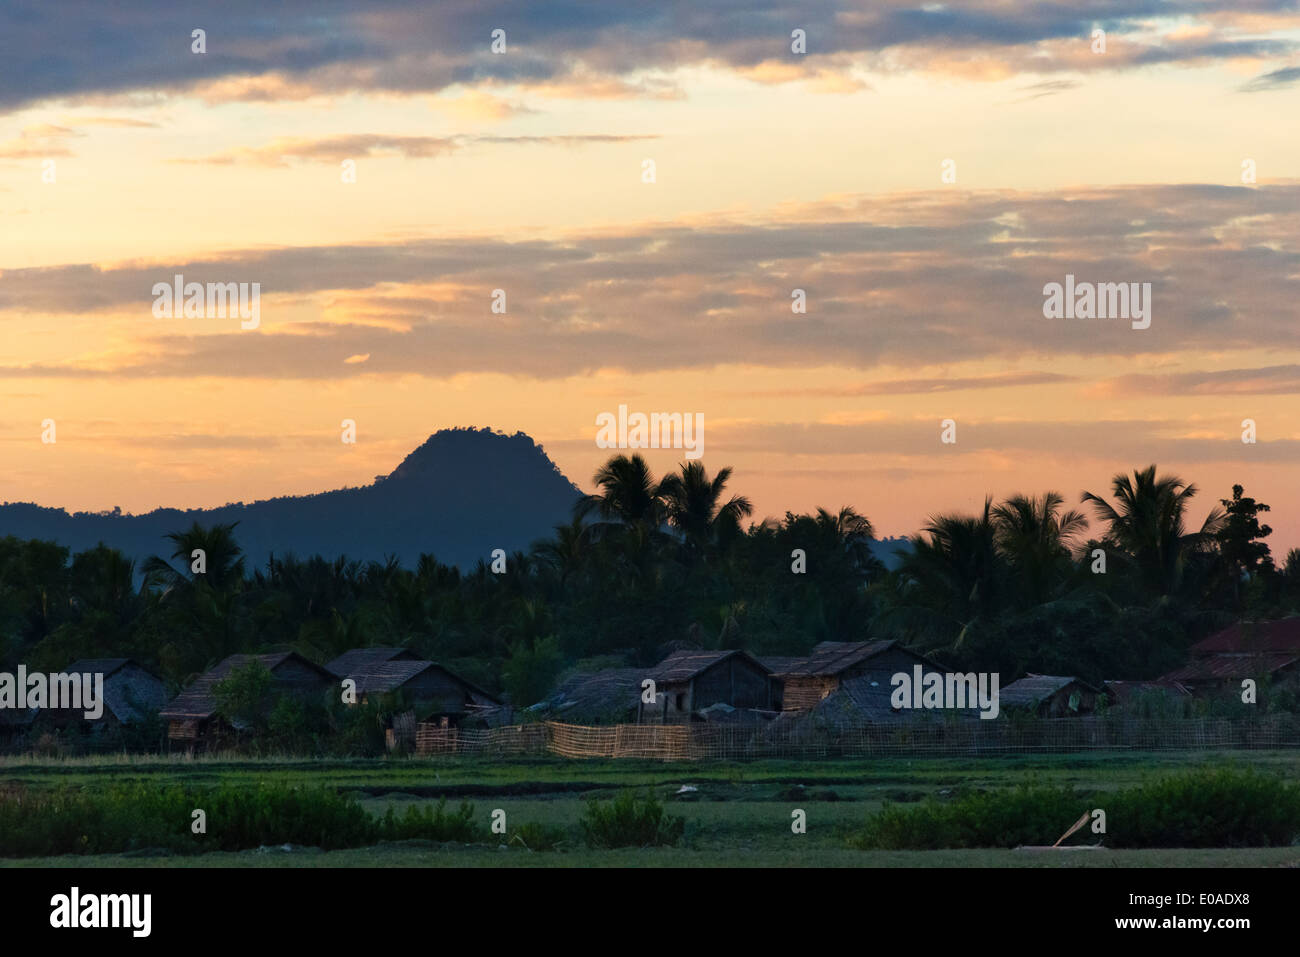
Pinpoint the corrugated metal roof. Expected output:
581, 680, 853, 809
1191, 619, 1300, 656
1160, 654, 1298, 683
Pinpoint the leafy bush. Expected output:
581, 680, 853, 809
0, 785, 482, 857
848, 767, 1300, 849
200, 783, 373, 850
375, 798, 482, 843
580, 789, 684, 848
322, 695, 390, 756
261, 692, 333, 754
212, 660, 275, 732
1106, 767, 1300, 848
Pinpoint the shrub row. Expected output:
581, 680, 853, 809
0, 784, 481, 857
849, 767, 1300, 849
0, 784, 685, 857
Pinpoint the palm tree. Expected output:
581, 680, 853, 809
142, 522, 249, 672
657, 461, 753, 555
992, 492, 1088, 605
812, 506, 878, 573
883, 498, 1004, 650
1081, 465, 1224, 597
575, 454, 665, 529
383, 568, 437, 639
531, 517, 590, 586
68, 544, 141, 624
144, 521, 247, 593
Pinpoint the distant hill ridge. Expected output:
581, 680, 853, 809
0, 426, 912, 569
0, 427, 582, 570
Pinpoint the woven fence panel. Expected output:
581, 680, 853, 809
413, 715, 1300, 760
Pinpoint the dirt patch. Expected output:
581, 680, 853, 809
772, 785, 848, 802
353, 781, 607, 798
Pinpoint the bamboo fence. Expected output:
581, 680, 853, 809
414, 715, 1300, 760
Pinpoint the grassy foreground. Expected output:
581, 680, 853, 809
3, 750, 1298, 867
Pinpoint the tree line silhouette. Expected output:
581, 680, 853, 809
1, 457, 1294, 705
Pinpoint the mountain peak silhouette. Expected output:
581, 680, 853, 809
0, 428, 583, 570
384, 427, 570, 485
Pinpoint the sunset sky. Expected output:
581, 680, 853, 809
2, 1, 1299, 550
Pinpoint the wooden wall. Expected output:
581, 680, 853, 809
782, 676, 839, 711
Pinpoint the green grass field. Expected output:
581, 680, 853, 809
4, 750, 1299, 867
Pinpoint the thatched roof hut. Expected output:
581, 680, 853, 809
639, 649, 775, 723
61, 658, 168, 725
533, 668, 643, 724
999, 674, 1102, 717
159, 651, 334, 745
804, 674, 905, 729
1101, 679, 1193, 717
339, 659, 499, 721
756, 656, 805, 675
324, 646, 419, 678
771, 640, 946, 712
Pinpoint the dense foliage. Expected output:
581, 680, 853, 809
1, 457, 1296, 712
0, 783, 483, 857
579, 788, 685, 848
849, 767, 1300, 849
